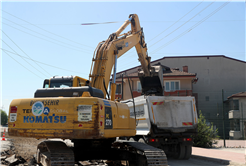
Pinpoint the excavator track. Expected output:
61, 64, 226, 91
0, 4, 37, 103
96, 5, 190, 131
36, 140, 167, 166
36, 141, 74, 166
115, 141, 168, 166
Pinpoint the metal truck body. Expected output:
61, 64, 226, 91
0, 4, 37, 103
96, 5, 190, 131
124, 95, 198, 159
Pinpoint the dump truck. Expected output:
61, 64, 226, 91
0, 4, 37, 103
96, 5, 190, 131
123, 95, 198, 160
8, 14, 168, 166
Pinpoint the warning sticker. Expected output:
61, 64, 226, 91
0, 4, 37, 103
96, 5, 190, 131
78, 105, 92, 122
10, 113, 17, 122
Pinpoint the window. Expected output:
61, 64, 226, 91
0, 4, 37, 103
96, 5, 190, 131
116, 84, 121, 94
137, 81, 142, 92
230, 119, 240, 131
164, 81, 180, 91
50, 82, 73, 88
233, 100, 239, 110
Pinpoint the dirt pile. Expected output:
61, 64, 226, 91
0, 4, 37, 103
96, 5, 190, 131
1, 137, 41, 166
1, 137, 120, 166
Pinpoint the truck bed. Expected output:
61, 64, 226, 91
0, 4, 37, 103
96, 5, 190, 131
124, 95, 198, 135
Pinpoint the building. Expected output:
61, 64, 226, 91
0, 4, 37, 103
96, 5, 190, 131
227, 92, 246, 140
113, 55, 246, 138
113, 65, 198, 101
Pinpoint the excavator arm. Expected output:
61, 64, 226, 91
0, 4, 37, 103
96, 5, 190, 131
89, 14, 164, 100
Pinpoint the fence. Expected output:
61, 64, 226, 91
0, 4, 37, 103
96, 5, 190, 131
194, 89, 246, 144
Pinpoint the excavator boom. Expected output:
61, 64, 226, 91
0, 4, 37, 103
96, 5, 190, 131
89, 14, 164, 99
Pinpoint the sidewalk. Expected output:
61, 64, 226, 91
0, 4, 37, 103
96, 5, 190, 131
192, 147, 245, 165
215, 140, 246, 148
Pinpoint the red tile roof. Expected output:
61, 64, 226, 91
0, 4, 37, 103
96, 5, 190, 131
116, 68, 196, 79
228, 92, 246, 99
163, 69, 196, 77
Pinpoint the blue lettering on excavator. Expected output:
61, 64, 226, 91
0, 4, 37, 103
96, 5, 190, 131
24, 116, 29, 123
35, 116, 42, 123
23, 115, 66, 123
54, 116, 59, 123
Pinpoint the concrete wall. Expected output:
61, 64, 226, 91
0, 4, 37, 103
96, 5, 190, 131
239, 98, 246, 138
157, 56, 246, 138
158, 56, 245, 115
116, 56, 246, 138
118, 56, 245, 138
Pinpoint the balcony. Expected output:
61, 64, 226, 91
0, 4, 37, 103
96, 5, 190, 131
116, 90, 193, 99
229, 110, 240, 119
164, 90, 193, 96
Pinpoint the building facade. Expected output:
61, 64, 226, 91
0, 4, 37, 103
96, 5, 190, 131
114, 65, 198, 101
227, 92, 246, 140
114, 55, 246, 138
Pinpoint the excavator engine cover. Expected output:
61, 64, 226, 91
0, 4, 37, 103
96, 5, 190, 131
138, 65, 164, 96
34, 86, 104, 98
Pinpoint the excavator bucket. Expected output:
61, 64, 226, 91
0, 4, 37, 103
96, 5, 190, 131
138, 65, 164, 96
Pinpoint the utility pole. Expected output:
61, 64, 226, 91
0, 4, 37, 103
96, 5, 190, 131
222, 89, 226, 147
121, 73, 124, 100
241, 102, 244, 140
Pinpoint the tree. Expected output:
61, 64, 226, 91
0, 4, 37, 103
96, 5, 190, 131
1, 110, 8, 125
192, 110, 219, 148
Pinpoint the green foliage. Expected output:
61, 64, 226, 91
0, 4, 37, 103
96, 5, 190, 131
192, 110, 219, 148
1, 110, 8, 125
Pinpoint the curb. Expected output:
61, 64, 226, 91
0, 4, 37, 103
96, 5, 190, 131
191, 155, 245, 166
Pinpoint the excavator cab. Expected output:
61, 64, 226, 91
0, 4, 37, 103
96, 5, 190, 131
42, 76, 88, 88
43, 79, 49, 88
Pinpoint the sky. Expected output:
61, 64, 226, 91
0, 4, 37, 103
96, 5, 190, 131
0, 0, 245, 114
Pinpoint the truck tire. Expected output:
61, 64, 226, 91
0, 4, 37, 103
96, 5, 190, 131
129, 137, 137, 142
36, 149, 41, 163
138, 138, 146, 143
183, 145, 192, 160
174, 144, 185, 159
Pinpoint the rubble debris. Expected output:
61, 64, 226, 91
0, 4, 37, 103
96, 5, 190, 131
5, 155, 18, 165
1, 156, 7, 160
79, 161, 92, 165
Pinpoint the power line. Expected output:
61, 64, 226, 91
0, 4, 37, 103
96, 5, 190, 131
1, 48, 88, 75
1, 30, 51, 77
118, 1, 231, 70
3, 50, 44, 79
151, 52, 245, 54
150, 1, 231, 55
2, 9, 94, 49
148, 0, 215, 48
2, 39, 49, 78
3, 17, 93, 53
118, 1, 210, 67
10, 19, 245, 26
3, 22, 92, 53
147, 0, 204, 44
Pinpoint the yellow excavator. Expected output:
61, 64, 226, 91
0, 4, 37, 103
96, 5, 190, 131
8, 14, 167, 166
